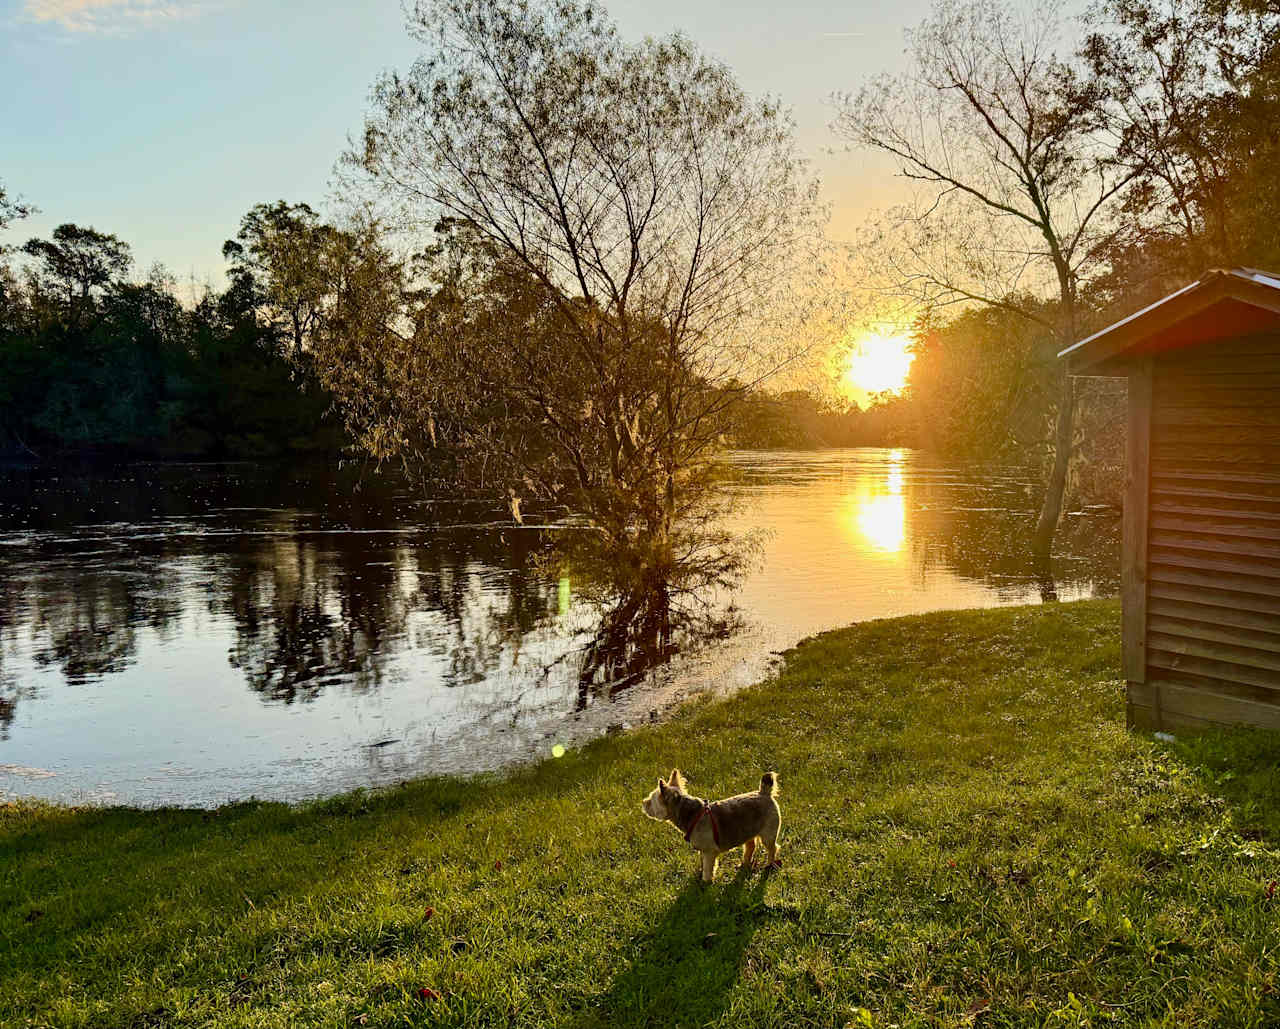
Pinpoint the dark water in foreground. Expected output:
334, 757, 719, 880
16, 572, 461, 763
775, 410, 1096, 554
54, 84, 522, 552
0, 450, 1118, 806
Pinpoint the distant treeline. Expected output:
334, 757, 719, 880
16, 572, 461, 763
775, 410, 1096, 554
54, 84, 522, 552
731, 390, 915, 450
0, 217, 347, 460
0, 201, 925, 466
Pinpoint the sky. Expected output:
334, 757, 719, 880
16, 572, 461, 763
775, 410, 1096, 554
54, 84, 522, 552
2, 0, 937, 293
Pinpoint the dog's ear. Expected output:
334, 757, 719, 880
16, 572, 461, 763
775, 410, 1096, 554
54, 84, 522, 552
669, 768, 685, 791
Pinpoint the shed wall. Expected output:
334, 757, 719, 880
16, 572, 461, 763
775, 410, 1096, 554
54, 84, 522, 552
1128, 333, 1280, 729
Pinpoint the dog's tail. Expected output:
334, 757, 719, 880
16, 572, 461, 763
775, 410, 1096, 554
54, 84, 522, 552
760, 771, 779, 797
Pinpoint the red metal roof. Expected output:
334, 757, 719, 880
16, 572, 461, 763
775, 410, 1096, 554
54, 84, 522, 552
1060, 268, 1280, 375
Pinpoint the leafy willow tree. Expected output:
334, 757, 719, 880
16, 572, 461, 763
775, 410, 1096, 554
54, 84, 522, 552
335, 0, 823, 601
834, 0, 1137, 561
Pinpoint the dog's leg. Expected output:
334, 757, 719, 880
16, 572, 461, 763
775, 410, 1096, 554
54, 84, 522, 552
763, 827, 781, 868
700, 850, 718, 883
741, 838, 756, 869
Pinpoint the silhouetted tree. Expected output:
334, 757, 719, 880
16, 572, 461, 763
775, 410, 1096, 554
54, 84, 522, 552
0, 213, 350, 458
22, 224, 132, 328
0, 181, 32, 243
1084, 0, 1280, 306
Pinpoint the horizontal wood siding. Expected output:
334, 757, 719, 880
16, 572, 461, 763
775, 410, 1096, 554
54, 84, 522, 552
1138, 335, 1280, 728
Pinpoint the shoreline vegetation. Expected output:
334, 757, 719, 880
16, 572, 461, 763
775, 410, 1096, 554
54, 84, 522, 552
5, 599, 1279, 1027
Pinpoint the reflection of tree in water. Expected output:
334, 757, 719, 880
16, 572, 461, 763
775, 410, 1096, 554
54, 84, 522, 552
577, 586, 676, 703
7, 459, 1128, 730
904, 470, 1120, 599
556, 504, 752, 711
207, 522, 562, 703
214, 536, 399, 702
416, 533, 556, 689
21, 559, 180, 681
571, 585, 739, 711
0, 461, 750, 725
0, 548, 183, 735
0, 571, 19, 738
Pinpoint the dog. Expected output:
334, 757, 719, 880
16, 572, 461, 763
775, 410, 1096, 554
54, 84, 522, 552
641, 769, 781, 882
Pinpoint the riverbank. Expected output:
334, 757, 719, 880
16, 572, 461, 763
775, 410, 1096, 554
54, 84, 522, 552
4, 600, 1278, 1027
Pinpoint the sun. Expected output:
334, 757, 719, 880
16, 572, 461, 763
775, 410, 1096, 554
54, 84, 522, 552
844, 332, 914, 398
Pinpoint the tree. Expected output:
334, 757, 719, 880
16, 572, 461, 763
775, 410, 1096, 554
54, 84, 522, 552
338, 0, 823, 594
0, 181, 32, 339
834, 0, 1135, 561
223, 201, 343, 360
0, 182, 32, 236
1, 211, 350, 459
1083, 0, 1280, 309
21, 223, 132, 326
907, 301, 1057, 461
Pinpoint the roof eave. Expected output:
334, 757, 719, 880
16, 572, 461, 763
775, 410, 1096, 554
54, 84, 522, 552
1060, 268, 1280, 375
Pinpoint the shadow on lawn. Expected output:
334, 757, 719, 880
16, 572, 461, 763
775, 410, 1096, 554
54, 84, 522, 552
567, 865, 778, 1029
1170, 727, 1280, 847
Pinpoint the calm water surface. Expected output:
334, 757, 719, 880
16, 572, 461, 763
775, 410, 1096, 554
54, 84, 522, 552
0, 450, 1118, 806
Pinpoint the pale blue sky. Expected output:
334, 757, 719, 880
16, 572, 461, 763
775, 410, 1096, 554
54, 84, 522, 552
3, 0, 936, 288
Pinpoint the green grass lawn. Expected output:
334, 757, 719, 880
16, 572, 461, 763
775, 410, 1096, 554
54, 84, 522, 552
4, 599, 1280, 1028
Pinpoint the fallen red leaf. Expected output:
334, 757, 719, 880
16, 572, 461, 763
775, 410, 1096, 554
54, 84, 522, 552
1267, 880, 1276, 900
423, 906, 435, 920
494, 860, 503, 870
417, 987, 440, 1001
965, 997, 991, 1016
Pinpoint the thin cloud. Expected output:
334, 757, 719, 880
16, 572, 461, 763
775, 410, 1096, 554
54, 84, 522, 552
822, 31, 866, 38
23, 0, 207, 34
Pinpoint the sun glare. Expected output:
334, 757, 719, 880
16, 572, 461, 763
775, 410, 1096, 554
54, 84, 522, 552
845, 332, 914, 398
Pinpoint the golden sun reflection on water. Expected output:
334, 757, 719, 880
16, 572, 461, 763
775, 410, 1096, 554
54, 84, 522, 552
856, 494, 906, 552
853, 449, 907, 553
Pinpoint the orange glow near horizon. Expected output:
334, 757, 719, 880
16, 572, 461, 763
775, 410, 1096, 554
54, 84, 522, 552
844, 332, 914, 399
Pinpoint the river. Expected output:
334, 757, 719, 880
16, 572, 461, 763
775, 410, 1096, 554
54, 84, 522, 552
0, 450, 1118, 806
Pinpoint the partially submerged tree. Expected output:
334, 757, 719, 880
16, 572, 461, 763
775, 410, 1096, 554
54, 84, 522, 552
834, 0, 1136, 561
335, 0, 823, 599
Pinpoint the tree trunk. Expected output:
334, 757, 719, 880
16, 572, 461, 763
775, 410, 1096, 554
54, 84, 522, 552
1032, 368, 1073, 562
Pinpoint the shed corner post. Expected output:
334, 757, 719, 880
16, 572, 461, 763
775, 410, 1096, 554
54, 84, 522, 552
1122, 358, 1154, 729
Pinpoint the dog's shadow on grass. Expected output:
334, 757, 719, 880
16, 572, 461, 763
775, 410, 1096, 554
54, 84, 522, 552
567, 865, 780, 1029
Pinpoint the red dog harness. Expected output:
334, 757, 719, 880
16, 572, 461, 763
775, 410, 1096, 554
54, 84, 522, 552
683, 802, 721, 846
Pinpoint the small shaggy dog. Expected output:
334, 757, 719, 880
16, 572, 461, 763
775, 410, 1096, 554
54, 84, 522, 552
641, 769, 781, 882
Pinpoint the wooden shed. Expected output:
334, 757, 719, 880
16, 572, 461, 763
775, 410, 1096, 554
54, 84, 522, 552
1061, 268, 1280, 731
